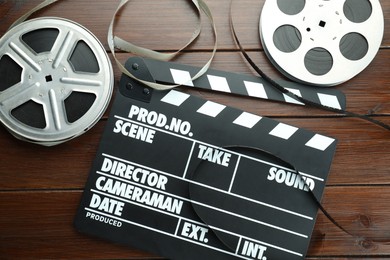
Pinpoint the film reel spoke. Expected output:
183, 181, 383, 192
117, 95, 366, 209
8, 40, 42, 73
45, 89, 68, 131
61, 68, 104, 86
51, 29, 78, 69
0, 82, 38, 110
60, 76, 103, 88
57, 69, 106, 102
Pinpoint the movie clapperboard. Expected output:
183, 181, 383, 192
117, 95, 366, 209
74, 57, 338, 259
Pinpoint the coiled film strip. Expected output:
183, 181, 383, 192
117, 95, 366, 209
260, 0, 384, 86
0, 17, 113, 146
108, 0, 218, 91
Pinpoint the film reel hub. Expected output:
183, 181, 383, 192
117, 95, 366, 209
260, 0, 384, 86
0, 17, 113, 145
302, 4, 345, 41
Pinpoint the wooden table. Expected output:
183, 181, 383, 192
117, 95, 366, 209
1, 0, 390, 259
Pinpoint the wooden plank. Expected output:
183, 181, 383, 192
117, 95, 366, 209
1, 116, 390, 189
0, 122, 102, 190
308, 186, 390, 257
1, 188, 390, 259
0, 191, 159, 259
0, 0, 389, 50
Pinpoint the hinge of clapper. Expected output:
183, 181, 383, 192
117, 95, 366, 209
119, 57, 154, 103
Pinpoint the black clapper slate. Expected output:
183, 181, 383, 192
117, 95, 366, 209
74, 57, 337, 260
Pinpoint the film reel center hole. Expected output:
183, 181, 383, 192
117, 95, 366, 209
45, 75, 53, 82
306, 20, 326, 33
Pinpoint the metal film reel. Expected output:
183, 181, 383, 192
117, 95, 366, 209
260, 0, 384, 86
0, 17, 113, 145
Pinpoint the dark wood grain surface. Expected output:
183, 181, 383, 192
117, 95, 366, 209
1, 0, 390, 259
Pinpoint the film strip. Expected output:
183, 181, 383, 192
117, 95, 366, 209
74, 58, 337, 259
108, 0, 218, 91
0, 2, 114, 145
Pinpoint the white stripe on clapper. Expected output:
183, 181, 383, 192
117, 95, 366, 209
197, 101, 226, 117
233, 112, 262, 129
305, 134, 335, 151
283, 88, 304, 105
207, 74, 231, 93
170, 68, 194, 86
243, 81, 268, 99
317, 93, 342, 110
269, 123, 299, 140
161, 90, 190, 106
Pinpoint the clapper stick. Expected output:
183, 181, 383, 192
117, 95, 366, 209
139, 57, 347, 110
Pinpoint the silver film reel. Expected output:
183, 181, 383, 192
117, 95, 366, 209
260, 0, 384, 86
0, 18, 113, 145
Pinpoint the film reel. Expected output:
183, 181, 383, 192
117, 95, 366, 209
259, 0, 384, 86
0, 17, 113, 145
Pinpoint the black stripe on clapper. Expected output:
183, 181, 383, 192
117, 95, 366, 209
142, 57, 346, 110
